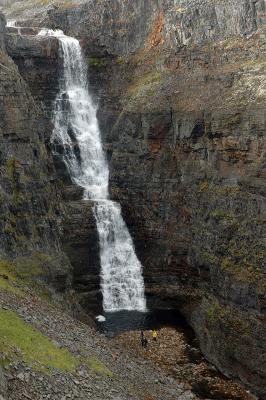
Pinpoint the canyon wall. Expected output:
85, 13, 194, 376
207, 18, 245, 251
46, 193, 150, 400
2, 0, 266, 396
50, 1, 266, 396
0, 15, 71, 292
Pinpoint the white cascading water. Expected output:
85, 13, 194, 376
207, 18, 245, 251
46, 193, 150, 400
6, 20, 17, 27
38, 29, 146, 312
7, 20, 22, 35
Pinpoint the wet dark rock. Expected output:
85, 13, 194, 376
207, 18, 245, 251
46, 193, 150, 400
0, 13, 5, 50
0, 12, 71, 290
5, 32, 60, 117
62, 199, 102, 314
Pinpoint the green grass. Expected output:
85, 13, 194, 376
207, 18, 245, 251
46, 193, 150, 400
0, 306, 114, 376
0, 309, 79, 372
0, 355, 11, 368
0, 260, 25, 296
0, 261, 114, 377
0, 258, 56, 302
86, 357, 113, 377
0, 259, 33, 297
0, 277, 23, 296
0, 253, 52, 287
0, 260, 16, 280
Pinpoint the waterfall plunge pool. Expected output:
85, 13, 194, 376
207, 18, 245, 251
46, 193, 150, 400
95, 308, 195, 340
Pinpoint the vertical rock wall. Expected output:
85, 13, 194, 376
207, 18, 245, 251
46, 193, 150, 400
0, 14, 71, 290
48, 0, 266, 395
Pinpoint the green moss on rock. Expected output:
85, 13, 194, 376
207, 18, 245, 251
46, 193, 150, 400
204, 298, 251, 337
87, 57, 108, 68
0, 254, 63, 298
127, 70, 162, 104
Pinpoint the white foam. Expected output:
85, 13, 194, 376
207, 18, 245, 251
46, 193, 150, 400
96, 315, 106, 322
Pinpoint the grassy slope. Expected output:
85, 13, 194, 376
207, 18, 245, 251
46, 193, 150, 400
0, 309, 78, 372
0, 260, 112, 377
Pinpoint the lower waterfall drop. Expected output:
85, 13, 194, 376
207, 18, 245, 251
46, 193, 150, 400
38, 29, 146, 312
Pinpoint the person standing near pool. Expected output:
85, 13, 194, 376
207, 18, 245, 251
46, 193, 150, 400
140, 330, 148, 348
140, 330, 144, 347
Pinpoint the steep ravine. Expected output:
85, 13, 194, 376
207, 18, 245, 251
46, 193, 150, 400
1, 0, 266, 398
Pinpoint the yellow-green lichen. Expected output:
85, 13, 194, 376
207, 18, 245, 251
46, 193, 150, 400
208, 209, 235, 220
205, 299, 251, 337
198, 181, 209, 192
6, 157, 20, 180
87, 57, 108, 68
200, 251, 219, 266
128, 70, 162, 98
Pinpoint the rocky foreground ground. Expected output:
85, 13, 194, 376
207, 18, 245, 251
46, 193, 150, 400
0, 281, 257, 400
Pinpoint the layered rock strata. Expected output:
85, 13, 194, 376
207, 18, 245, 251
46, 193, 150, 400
50, 1, 266, 396
0, 14, 71, 291
3, 0, 266, 396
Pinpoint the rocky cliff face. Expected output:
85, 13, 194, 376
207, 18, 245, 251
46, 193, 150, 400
50, 1, 266, 396
106, 2, 266, 396
5, 28, 103, 312
2, 0, 266, 397
0, 14, 71, 291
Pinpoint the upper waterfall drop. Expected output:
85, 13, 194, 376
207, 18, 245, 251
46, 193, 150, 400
38, 29, 146, 312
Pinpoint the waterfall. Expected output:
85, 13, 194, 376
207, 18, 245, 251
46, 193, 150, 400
7, 20, 22, 35
6, 20, 17, 27
38, 29, 146, 312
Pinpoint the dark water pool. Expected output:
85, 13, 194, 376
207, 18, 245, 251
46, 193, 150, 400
95, 308, 195, 342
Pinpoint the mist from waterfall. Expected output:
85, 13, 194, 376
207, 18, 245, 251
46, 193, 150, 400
38, 29, 146, 312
